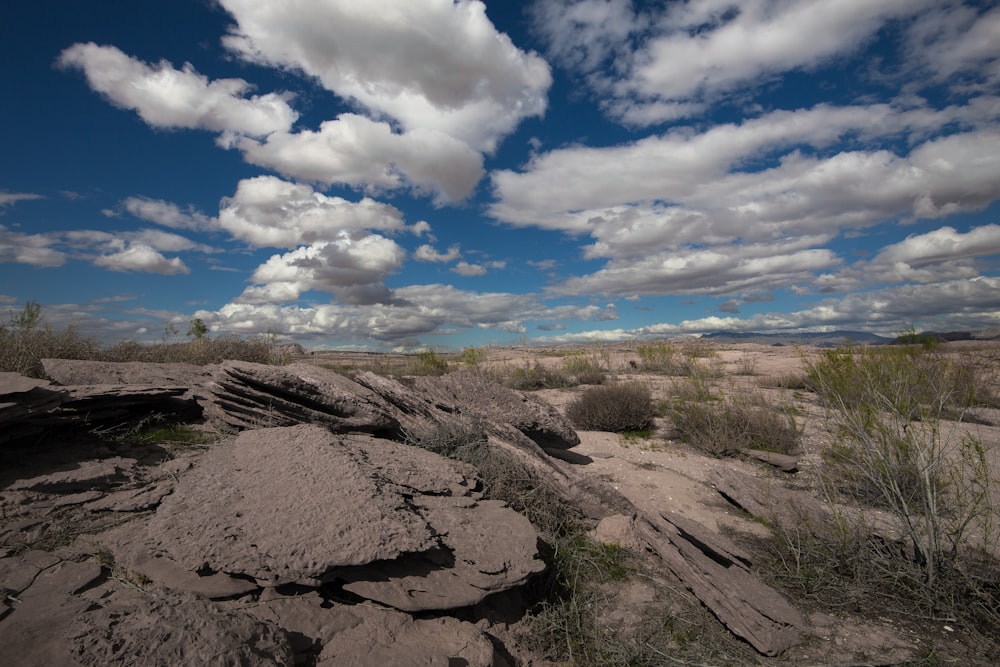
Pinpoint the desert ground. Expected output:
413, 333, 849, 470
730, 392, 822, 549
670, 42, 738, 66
2, 338, 999, 665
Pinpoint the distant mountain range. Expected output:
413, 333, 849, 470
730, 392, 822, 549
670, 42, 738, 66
700, 329, 1000, 347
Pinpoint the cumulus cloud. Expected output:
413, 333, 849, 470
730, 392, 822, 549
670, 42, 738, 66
533, 0, 932, 124
819, 224, 1000, 290
219, 176, 406, 248
58, 42, 297, 136
491, 98, 1000, 298
237, 232, 407, 304
219, 0, 550, 153
451, 260, 506, 277
231, 115, 484, 203
122, 197, 217, 232
93, 240, 190, 275
554, 237, 840, 297
414, 244, 462, 263
0, 225, 65, 267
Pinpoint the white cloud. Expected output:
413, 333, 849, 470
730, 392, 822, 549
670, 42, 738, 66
0, 191, 43, 207
93, 241, 190, 275
532, 0, 932, 124
122, 197, 216, 232
451, 260, 506, 276
819, 224, 1000, 290
451, 261, 487, 277
554, 237, 840, 297
219, 0, 551, 153
219, 176, 406, 248
905, 3, 1000, 91
0, 225, 65, 267
490, 96, 1000, 298
232, 115, 484, 202
58, 42, 297, 136
238, 232, 407, 304
414, 244, 462, 263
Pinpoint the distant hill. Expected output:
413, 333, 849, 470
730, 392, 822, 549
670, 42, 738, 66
700, 330, 895, 347
701, 329, 1000, 346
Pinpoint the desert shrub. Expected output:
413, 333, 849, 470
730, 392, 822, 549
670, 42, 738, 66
405, 350, 449, 375
0, 302, 101, 377
635, 341, 680, 373
806, 343, 1000, 608
562, 351, 607, 385
758, 371, 813, 390
498, 361, 573, 390
565, 382, 655, 432
665, 378, 800, 457
456, 346, 485, 369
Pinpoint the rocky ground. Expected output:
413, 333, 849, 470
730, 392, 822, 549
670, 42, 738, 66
1, 341, 999, 665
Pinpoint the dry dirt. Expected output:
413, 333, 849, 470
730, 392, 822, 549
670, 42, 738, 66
453, 340, 1000, 665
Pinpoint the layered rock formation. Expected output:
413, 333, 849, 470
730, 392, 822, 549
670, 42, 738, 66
0, 358, 807, 662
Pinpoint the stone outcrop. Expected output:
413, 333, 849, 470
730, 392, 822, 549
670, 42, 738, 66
141, 425, 543, 609
0, 359, 812, 661
202, 361, 402, 436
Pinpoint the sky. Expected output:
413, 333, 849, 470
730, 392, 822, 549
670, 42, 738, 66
2, 0, 999, 351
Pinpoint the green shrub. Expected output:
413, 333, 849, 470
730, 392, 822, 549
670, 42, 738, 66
405, 349, 449, 375
562, 352, 607, 385
498, 361, 573, 390
807, 343, 999, 605
665, 379, 800, 457
565, 382, 655, 432
0, 302, 100, 377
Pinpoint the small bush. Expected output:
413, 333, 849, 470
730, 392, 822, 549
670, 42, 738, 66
499, 361, 573, 390
807, 342, 1000, 612
562, 352, 607, 385
565, 382, 655, 433
665, 379, 800, 457
405, 349, 449, 375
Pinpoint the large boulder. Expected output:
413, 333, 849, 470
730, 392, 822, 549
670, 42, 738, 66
202, 361, 401, 436
142, 425, 544, 610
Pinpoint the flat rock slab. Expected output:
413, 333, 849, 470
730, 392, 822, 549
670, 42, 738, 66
144, 425, 543, 611
242, 593, 496, 667
40, 358, 211, 392
147, 425, 438, 585
69, 592, 294, 666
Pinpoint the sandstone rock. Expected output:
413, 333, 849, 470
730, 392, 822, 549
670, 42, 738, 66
69, 592, 294, 666
147, 426, 437, 585
341, 498, 545, 612
55, 384, 198, 423
635, 509, 804, 656
8, 457, 136, 494
710, 467, 830, 532
242, 593, 497, 667
0, 552, 104, 666
41, 358, 211, 394
0, 372, 64, 443
743, 448, 799, 473
202, 361, 401, 435
144, 425, 543, 611
412, 370, 581, 449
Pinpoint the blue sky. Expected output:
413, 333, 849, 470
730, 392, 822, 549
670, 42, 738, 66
2, 0, 999, 351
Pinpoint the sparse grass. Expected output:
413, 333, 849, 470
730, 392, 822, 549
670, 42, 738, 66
0, 302, 285, 378
404, 417, 582, 536
769, 342, 1000, 632
664, 376, 801, 457
562, 351, 608, 385
495, 360, 574, 391
566, 382, 655, 433
403, 349, 450, 375
758, 371, 813, 390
